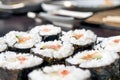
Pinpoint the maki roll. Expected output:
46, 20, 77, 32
31, 40, 74, 64
100, 36, 120, 55
94, 36, 120, 79
0, 37, 7, 52
0, 51, 43, 80
5, 31, 41, 53
28, 65, 91, 80
66, 50, 119, 80
61, 29, 97, 52
30, 24, 62, 41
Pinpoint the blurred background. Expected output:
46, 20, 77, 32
0, 0, 120, 36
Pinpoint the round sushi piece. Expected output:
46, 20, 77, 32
0, 51, 43, 80
30, 24, 62, 41
28, 65, 91, 80
100, 36, 120, 55
61, 29, 97, 52
93, 36, 120, 79
0, 51, 43, 69
4, 31, 41, 53
0, 37, 7, 52
66, 50, 119, 80
31, 40, 74, 64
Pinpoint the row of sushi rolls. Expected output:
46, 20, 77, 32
0, 24, 119, 80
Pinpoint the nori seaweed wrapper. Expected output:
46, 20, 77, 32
106, 59, 120, 80
8, 47, 30, 53
88, 67, 111, 80
73, 42, 95, 53
41, 32, 62, 42
0, 64, 42, 80
31, 51, 66, 65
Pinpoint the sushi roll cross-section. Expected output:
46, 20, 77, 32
93, 36, 120, 80
66, 50, 119, 80
0, 51, 43, 80
100, 36, 120, 54
28, 65, 91, 80
61, 29, 97, 52
30, 24, 62, 41
31, 40, 74, 64
4, 31, 41, 53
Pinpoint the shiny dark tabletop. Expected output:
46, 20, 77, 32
0, 14, 120, 37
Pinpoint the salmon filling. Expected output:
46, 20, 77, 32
49, 44, 62, 50
47, 69, 70, 77
60, 69, 70, 76
41, 28, 51, 32
17, 56, 28, 64
41, 44, 62, 50
113, 39, 120, 43
16, 36, 31, 43
82, 52, 102, 60
72, 34, 83, 39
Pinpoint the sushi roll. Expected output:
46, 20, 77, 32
30, 24, 62, 41
4, 31, 41, 53
0, 37, 7, 52
94, 36, 120, 79
100, 36, 120, 55
28, 65, 91, 80
0, 51, 43, 80
31, 40, 74, 64
61, 29, 97, 52
66, 50, 119, 80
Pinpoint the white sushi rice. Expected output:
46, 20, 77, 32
30, 24, 61, 36
0, 37, 7, 52
5, 31, 41, 49
28, 65, 91, 80
61, 29, 97, 46
0, 51, 43, 70
66, 50, 119, 68
100, 36, 120, 53
31, 40, 74, 59
93, 37, 106, 50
